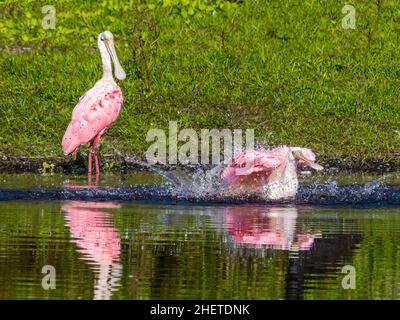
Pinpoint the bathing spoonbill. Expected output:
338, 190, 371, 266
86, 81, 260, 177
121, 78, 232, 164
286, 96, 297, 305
221, 146, 323, 200
62, 31, 126, 178
224, 206, 319, 250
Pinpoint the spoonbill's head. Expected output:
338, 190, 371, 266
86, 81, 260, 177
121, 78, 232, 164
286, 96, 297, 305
98, 30, 126, 80
290, 147, 324, 171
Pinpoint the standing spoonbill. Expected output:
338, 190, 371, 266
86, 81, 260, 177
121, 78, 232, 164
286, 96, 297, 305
221, 146, 323, 200
62, 31, 126, 180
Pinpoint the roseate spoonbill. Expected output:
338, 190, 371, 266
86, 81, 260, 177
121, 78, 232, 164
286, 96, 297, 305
224, 206, 320, 250
62, 31, 126, 179
222, 146, 323, 200
62, 201, 122, 300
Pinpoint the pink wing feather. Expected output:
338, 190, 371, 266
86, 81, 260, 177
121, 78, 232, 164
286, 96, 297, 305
222, 149, 282, 185
62, 82, 123, 155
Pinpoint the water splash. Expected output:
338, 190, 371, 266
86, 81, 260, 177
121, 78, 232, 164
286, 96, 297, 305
299, 173, 400, 206
0, 170, 399, 207
0, 153, 399, 206
181, 164, 227, 196
121, 155, 227, 198
363, 174, 391, 194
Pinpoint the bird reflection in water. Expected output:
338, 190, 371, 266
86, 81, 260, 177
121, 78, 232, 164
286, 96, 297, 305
224, 206, 321, 251
62, 201, 122, 300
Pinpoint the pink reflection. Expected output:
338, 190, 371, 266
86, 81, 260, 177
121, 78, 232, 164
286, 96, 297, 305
224, 206, 320, 251
62, 201, 122, 300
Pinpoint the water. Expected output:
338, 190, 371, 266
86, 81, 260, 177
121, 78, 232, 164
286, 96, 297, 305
0, 172, 400, 299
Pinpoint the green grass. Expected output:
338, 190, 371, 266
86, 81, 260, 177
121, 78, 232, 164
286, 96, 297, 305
0, 0, 399, 170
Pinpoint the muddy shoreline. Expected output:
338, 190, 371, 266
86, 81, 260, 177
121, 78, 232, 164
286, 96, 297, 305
0, 154, 399, 174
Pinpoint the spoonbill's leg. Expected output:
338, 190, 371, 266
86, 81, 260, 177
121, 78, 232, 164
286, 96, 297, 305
88, 173, 92, 186
88, 172, 99, 187
72, 148, 78, 161
88, 146, 93, 175
92, 134, 101, 175
94, 172, 100, 186
87, 149, 93, 186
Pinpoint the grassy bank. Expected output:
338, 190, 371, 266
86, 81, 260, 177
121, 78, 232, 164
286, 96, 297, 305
0, 0, 399, 172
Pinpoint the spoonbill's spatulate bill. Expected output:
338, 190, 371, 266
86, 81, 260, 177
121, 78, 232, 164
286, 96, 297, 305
222, 146, 323, 200
62, 31, 125, 181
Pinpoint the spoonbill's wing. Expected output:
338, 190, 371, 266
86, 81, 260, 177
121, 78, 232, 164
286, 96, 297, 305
222, 150, 282, 184
62, 82, 123, 155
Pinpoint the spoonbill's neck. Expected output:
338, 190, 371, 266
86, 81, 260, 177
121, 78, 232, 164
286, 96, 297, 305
98, 40, 114, 81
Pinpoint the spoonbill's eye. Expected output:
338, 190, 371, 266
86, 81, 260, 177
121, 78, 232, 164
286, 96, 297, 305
100, 35, 105, 41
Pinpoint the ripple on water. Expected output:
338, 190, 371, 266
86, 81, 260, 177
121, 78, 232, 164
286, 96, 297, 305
0, 172, 400, 299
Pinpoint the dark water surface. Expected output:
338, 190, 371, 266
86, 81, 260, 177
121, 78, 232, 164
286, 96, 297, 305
0, 173, 400, 299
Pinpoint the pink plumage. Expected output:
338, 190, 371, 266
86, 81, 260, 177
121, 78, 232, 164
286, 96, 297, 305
62, 84, 123, 155
62, 201, 121, 299
62, 31, 126, 179
224, 206, 318, 250
222, 148, 283, 185
222, 146, 322, 199
222, 147, 289, 187
63, 201, 121, 262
